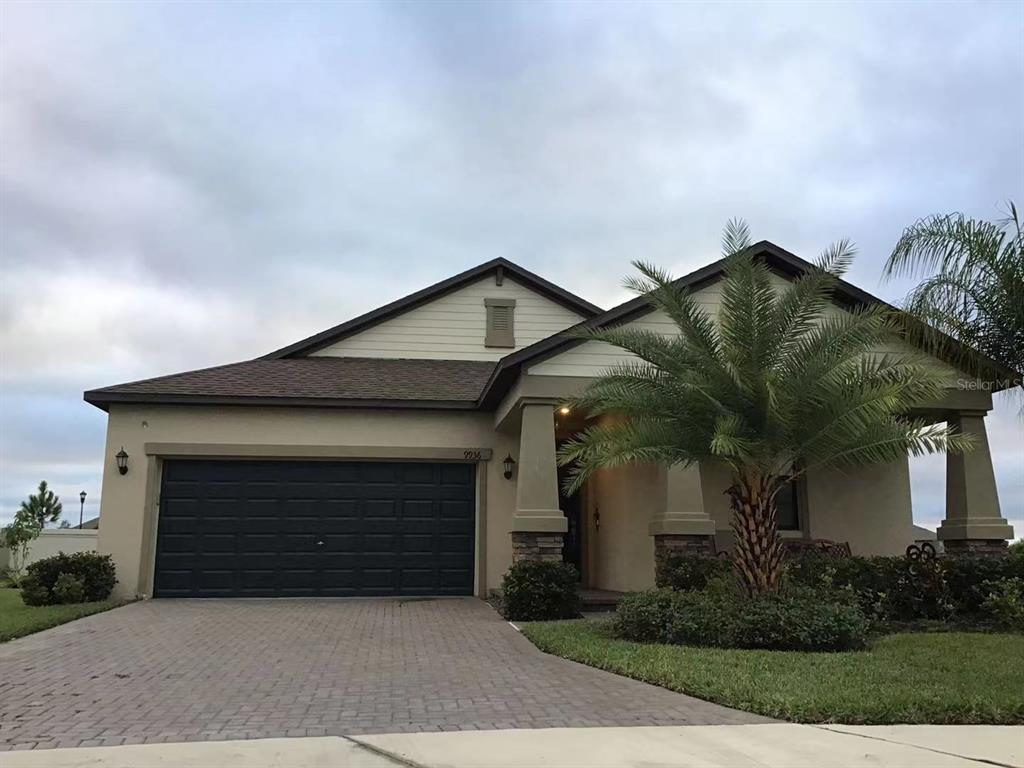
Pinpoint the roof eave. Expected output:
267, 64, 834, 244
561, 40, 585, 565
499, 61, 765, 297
83, 391, 481, 412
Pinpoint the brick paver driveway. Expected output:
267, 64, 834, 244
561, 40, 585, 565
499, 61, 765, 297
0, 598, 768, 750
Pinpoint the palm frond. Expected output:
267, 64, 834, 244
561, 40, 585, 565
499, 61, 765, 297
883, 203, 1023, 396
561, 220, 978, 500
722, 217, 752, 257
556, 418, 684, 494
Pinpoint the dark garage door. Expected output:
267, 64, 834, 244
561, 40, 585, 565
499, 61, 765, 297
154, 460, 476, 598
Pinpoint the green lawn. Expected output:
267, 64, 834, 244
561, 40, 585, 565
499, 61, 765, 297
520, 619, 1024, 724
0, 587, 126, 642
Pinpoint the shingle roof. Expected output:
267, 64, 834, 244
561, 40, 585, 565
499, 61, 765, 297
84, 358, 497, 411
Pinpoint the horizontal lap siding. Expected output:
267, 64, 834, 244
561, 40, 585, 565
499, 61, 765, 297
528, 276, 966, 380
528, 283, 726, 377
311, 276, 586, 361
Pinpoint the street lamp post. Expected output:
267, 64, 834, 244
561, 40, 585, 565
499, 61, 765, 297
79, 491, 87, 528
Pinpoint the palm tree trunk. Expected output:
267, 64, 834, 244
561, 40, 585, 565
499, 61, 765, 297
728, 475, 785, 594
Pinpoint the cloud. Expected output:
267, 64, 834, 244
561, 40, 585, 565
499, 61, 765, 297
1, 1, 1022, 529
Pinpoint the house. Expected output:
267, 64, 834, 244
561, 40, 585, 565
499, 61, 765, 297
84, 243, 1015, 600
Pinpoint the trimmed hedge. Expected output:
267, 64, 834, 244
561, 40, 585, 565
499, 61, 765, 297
784, 549, 1024, 625
624, 548, 1024, 651
20, 552, 117, 606
613, 582, 868, 651
500, 560, 581, 621
655, 552, 733, 592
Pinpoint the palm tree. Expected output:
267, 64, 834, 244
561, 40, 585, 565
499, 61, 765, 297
883, 203, 1023, 401
557, 221, 972, 595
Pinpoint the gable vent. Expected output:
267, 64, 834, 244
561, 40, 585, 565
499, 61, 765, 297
485, 298, 516, 348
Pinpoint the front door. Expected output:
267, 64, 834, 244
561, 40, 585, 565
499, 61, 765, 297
557, 463, 583, 578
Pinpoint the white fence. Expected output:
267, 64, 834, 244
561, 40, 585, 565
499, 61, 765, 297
0, 529, 99, 573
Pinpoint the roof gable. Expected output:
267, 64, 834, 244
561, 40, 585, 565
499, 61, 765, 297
262, 257, 602, 359
478, 241, 1015, 406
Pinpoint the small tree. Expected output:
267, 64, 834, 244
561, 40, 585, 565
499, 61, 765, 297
2, 482, 64, 585
19, 480, 64, 529
2, 515, 42, 586
558, 221, 972, 595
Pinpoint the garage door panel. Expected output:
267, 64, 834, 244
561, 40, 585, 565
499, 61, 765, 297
361, 533, 399, 554
196, 534, 236, 554
155, 459, 476, 598
158, 533, 200, 553
439, 533, 474, 553
280, 534, 318, 553
363, 499, 398, 519
239, 570, 277, 588
439, 499, 473, 519
400, 499, 435, 518
321, 534, 359, 552
321, 500, 359, 517
401, 533, 435, 553
440, 568, 472, 589
282, 515, 319, 533
319, 519, 361, 536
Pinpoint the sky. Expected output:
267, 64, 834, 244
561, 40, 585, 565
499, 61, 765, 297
1, 0, 1021, 534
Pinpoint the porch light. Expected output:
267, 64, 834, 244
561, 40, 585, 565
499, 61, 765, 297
502, 453, 516, 480
559, 406, 571, 415
115, 447, 130, 475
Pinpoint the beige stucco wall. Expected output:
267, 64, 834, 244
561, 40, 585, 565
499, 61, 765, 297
0, 529, 98, 571
804, 457, 915, 556
312, 275, 585, 361
578, 455, 915, 592
699, 458, 914, 556
97, 404, 519, 599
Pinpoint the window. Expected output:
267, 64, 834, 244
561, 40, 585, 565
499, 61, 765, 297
485, 298, 516, 347
775, 477, 802, 531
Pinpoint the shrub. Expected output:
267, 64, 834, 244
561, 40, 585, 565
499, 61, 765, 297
784, 550, 1024, 623
729, 589, 869, 651
52, 572, 86, 604
655, 553, 734, 592
942, 555, 1024, 613
612, 588, 683, 643
19, 578, 51, 606
980, 578, 1024, 631
613, 581, 868, 651
21, 552, 116, 606
500, 560, 581, 621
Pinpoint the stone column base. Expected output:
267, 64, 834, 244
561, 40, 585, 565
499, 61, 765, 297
511, 531, 564, 562
654, 533, 717, 559
942, 539, 1009, 556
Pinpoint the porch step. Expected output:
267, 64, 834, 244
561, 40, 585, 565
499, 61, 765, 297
580, 589, 627, 612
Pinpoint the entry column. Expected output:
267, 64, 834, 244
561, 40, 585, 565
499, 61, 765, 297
511, 402, 566, 562
937, 410, 1014, 554
650, 463, 717, 558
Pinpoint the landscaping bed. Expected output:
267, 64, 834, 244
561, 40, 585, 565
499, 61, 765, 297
520, 618, 1024, 724
0, 587, 126, 642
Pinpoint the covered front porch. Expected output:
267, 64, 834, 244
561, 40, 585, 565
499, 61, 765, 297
494, 375, 1014, 593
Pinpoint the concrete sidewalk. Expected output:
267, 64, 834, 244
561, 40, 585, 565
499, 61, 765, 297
4, 725, 1021, 767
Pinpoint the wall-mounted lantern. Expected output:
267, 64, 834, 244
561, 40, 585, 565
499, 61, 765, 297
115, 447, 130, 475
502, 453, 516, 480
